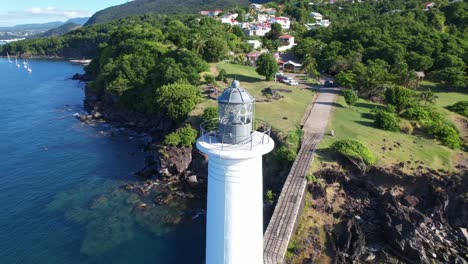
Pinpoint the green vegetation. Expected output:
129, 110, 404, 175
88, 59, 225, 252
265, 190, 275, 205
331, 139, 376, 167
85, 0, 251, 25
256, 53, 279, 81
447, 101, 468, 118
313, 95, 461, 173
276, 128, 303, 166
156, 82, 201, 122
373, 109, 400, 132
291, 0, 467, 92
214, 62, 313, 132
384, 86, 415, 113
342, 89, 358, 108
163, 124, 198, 147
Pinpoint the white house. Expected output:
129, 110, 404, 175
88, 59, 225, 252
310, 12, 323, 21
271, 16, 290, 30
278, 35, 296, 52
247, 40, 263, 50
282, 60, 302, 71
243, 23, 271, 37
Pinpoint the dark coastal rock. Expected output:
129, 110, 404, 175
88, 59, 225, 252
311, 167, 468, 263
156, 146, 193, 179
84, 86, 174, 134
71, 73, 92, 82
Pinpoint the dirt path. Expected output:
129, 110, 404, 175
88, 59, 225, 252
263, 86, 339, 264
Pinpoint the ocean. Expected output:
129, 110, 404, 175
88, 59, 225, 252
0, 59, 205, 264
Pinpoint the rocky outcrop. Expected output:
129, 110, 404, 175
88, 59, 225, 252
83, 87, 173, 135
302, 167, 468, 264
156, 146, 193, 179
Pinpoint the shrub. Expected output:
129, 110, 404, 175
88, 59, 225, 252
306, 173, 319, 184
163, 133, 181, 146
427, 121, 462, 149
384, 85, 415, 112
178, 124, 198, 147
216, 68, 228, 83
201, 107, 218, 131
201, 107, 218, 121
373, 109, 400, 131
163, 124, 198, 147
399, 119, 414, 134
446, 101, 468, 118
204, 74, 215, 84
401, 105, 432, 121
331, 139, 376, 166
342, 89, 359, 107
265, 190, 275, 205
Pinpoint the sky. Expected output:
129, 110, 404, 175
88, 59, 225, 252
0, 0, 127, 26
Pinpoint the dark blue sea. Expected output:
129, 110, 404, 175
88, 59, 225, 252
0, 59, 205, 264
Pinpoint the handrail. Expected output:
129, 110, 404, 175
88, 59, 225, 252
199, 119, 272, 151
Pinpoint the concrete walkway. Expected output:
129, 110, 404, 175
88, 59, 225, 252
263, 87, 339, 264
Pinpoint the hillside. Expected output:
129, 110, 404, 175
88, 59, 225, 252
86, 0, 253, 25
31, 23, 82, 39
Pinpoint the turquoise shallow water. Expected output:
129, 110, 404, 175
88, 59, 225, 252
0, 59, 205, 264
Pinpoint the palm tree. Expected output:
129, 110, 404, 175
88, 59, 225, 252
301, 54, 320, 82
191, 33, 206, 55
419, 89, 438, 104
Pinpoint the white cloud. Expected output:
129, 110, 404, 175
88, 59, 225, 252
24, 6, 89, 19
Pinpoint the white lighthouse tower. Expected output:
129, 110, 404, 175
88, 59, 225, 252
197, 80, 274, 264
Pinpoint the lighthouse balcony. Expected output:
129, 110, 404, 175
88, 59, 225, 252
198, 119, 273, 154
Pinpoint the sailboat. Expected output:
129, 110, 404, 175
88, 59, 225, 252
15, 57, 20, 68
27, 65, 32, 73
7, 52, 12, 63
23, 59, 28, 69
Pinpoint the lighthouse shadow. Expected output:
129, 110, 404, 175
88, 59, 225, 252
226, 73, 262, 83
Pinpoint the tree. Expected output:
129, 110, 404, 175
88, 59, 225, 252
336, 71, 357, 89
256, 53, 279, 81
301, 54, 320, 80
155, 82, 201, 122
342, 89, 359, 108
202, 37, 228, 62
266, 23, 282, 40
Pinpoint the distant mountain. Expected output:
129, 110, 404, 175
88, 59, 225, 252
31, 23, 82, 39
0, 17, 89, 33
86, 0, 255, 25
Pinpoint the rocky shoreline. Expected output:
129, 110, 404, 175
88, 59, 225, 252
72, 73, 211, 215
296, 165, 468, 263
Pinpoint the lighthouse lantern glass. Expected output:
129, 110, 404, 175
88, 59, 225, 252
217, 81, 255, 144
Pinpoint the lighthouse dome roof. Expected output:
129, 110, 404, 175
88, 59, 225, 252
217, 81, 254, 104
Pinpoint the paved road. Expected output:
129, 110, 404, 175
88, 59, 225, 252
263, 85, 339, 264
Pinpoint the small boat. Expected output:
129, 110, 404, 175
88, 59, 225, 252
27, 67, 32, 73
7, 52, 12, 63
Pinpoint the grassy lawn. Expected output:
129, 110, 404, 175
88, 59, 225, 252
312, 95, 465, 173
206, 62, 315, 132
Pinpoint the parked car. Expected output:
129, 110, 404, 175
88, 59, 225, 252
287, 79, 299, 86
281, 77, 291, 83
324, 80, 336, 87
